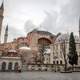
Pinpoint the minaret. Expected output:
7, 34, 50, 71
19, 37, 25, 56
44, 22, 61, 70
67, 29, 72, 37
4, 25, 8, 43
0, 1, 4, 42
79, 17, 80, 38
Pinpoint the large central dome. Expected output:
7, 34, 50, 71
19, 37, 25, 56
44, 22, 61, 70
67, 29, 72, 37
29, 27, 55, 37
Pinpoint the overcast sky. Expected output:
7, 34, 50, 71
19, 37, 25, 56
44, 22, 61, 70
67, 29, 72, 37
0, 0, 80, 42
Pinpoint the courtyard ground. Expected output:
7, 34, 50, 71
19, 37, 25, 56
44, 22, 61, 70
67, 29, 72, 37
0, 72, 80, 80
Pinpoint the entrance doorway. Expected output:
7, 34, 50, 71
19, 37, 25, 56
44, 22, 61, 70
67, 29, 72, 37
8, 62, 13, 71
1, 62, 6, 71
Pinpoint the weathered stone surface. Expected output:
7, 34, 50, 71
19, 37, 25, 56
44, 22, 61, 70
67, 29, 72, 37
0, 72, 79, 80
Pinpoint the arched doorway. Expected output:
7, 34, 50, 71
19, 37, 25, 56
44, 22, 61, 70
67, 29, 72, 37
8, 62, 13, 71
14, 62, 19, 71
1, 62, 6, 71
38, 38, 52, 64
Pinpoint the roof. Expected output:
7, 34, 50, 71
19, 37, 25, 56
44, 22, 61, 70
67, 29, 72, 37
17, 37, 26, 40
8, 49, 17, 53
19, 46, 31, 50
55, 33, 80, 43
28, 27, 55, 37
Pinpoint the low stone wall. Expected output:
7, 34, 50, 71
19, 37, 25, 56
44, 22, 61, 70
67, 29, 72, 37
22, 64, 64, 72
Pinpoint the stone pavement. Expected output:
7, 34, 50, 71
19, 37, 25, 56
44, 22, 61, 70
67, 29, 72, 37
0, 72, 79, 80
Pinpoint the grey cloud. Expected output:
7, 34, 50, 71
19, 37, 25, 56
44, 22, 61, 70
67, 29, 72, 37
2, 0, 80, 42
24, 20, 36, 33
59, 0, 80, 34
61, 0, 80, 23
41, 11, 58, 34
41, 0, 80, 35
8, 26, 25, 41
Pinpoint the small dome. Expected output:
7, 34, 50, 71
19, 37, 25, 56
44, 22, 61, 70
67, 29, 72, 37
55, 33, 80, 43
8, 49, 17, 53
56, 34, 69, 43
19, 46, 31, 50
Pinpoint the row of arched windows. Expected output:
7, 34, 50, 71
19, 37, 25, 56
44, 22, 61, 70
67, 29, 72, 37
53, 60, 63, 64
1, 62, 19, 71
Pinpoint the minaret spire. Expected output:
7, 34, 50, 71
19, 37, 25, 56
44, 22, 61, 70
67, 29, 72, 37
0, 0, 4, 43
0, 0, 4, 9
79, 17, 80, 38
4, 25, 8, 43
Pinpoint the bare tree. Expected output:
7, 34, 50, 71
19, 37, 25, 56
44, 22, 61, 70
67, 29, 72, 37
38, 45, 46, 64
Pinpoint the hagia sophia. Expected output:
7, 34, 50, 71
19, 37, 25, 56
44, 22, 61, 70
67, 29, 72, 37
0, 1, 80, 72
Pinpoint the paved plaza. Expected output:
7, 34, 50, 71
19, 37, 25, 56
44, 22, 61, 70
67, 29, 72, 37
0, 72, 80, 80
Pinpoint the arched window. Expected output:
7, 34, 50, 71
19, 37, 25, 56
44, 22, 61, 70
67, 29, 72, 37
38, 64, 41, 67
14, 62, 19, 71
60, 60, 62, 64
53, 61, 55, 64
56, 61, 59, 64
1, 62, 6, 71
8, 62, 13, 71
